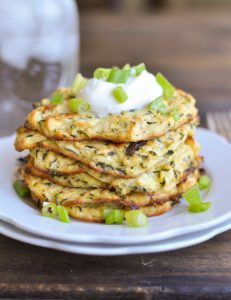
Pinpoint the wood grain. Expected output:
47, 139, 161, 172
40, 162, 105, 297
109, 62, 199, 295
1, 11, 231, 299
0, 231, 231, 299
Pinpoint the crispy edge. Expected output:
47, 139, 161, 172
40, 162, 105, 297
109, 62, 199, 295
26, 89, 198, 143
29, 150, 84, 175
66, 200, 176, 223
26, 162, 107, 189
21, 166, 199, 209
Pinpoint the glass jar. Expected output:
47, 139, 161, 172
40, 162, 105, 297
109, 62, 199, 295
0, 0, 79, 136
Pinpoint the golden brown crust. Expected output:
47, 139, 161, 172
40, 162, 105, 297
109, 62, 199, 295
15, 122, 198, 178
14, 127, 46, 152
26, 89, 198, 143
66, 200, 176, 223
26, 161, 107, 189
29, 148, 84, 175
20, 166, 199, 209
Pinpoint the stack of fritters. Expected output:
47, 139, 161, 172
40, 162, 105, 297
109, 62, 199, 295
15, 88, 201, 222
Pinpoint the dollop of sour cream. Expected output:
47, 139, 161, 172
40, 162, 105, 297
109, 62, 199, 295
78, 70, 163, 117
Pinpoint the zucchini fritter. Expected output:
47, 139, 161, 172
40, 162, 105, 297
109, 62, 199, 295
26, 89, 197, 143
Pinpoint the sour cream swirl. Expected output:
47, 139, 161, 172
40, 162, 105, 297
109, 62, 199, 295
78, 70, 163, 117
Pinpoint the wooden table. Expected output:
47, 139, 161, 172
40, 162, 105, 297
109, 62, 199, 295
1, 11, 231, 300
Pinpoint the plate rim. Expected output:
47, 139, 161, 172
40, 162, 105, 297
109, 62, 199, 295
0, 216, 231, 256
1, 127, 231, 245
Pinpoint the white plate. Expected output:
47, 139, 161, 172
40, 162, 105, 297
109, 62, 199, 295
0, 217, 231, 256
0, 128, 231, 245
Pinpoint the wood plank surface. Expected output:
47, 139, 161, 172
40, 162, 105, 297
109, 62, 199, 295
0, 231, 231, 299
1, 11, 231, 300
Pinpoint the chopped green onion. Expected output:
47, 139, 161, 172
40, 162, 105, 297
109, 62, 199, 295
182, 183, 212, 213
13, 180, 30, 198
42, 203, 58, 219
132, 63, 146, 76
93, 68, 111, 80
188, 202, 212, 213
112, 86, 128, 103
103, 208, 112, 219
125, 210, 148, 227
107, 68, 130, 83
198, 175, 211, 190
123, 63, 131, 70
147, 96, 168, 113
68, 98, 91, 113
156, 72, 175, 99
182, 183, 202, 206
57, 205, 70, 223
50, 92, 64, 105
105, 209, 124, 225
172, 107, 180, 121
71, 73, 87, 94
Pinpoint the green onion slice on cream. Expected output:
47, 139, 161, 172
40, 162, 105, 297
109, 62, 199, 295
112, 86, 128, 103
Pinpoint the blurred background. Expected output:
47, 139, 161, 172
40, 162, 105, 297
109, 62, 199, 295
78, 0, 231, 117
1, 0, 231, 135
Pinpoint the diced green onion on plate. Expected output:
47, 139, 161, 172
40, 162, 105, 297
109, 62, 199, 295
50, 92, 64, 105
125, 210, 148, 227
104, 209, 124, 225
57, 205, 70, 223
112, 86, 128, 103
71, 73, 87, 94
182, 183, 202, 206
13, 180, 30, 198
188, 202, 212, 213
156, 72, 175, 99
69, 98, 91, 113
42, 203, 58, 218
198, 175, 211, 190
182, 183, 212, 213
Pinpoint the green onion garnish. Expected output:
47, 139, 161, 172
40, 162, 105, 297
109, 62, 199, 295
147, 96, 168, 113
123, 63, 131, 70
156, 72, 175, 99
103, 208, 112, 219
198, 175, 211, 190
172, 107, 181, 121
104, 209, 124, 225
13, 180, 30, 198
125, 210, 148, 227
57, 205, 70, 223
68, 98, 91, 113
188, 202, 212, 213
71, 73, 87, 94
93, 68, 111, 80
182, 183, 202, 205
107, 68, 130, 84
132, 63, 146, 76
182, 183, 212, 213
42, 203, 58, 219
112, 86, 128, 103
50, 92, 64, 105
